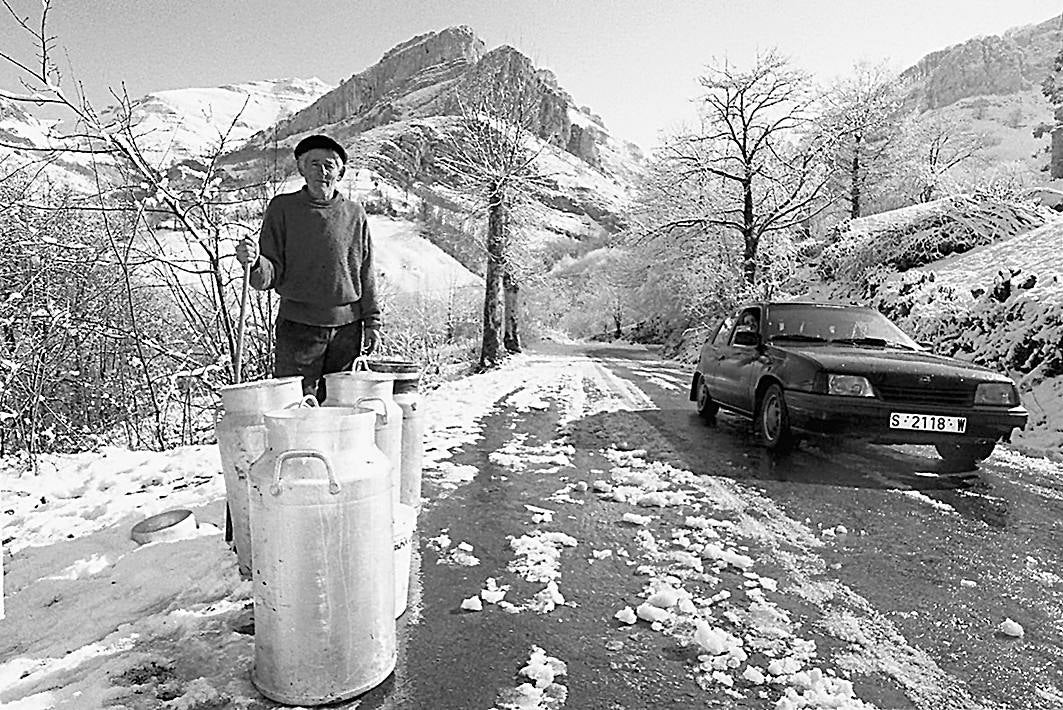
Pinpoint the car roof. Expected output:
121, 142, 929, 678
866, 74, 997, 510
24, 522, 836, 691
737, 301, 875, 312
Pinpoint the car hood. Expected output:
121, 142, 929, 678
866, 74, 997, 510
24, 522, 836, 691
782, 345, 1012, 383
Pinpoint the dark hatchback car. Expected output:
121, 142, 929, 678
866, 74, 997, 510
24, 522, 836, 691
690, 302, 1029, 466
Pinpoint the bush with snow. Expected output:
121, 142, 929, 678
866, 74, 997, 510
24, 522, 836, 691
816, 194, 1047, 295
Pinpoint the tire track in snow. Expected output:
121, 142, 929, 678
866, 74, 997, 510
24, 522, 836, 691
590, 353, 993, 710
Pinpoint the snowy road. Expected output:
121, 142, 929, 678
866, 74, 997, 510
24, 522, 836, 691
1, 341, 1060, 709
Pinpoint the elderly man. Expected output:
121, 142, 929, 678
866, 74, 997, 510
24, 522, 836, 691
236, 134, 380, 399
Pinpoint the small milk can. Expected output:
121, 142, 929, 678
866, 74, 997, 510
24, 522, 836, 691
248, 406, 395, 705
367, 359, 425, 511
216, 376, 304, 578
323, 366, 403, 508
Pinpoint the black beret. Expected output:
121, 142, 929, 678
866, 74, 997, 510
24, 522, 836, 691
294, 134, 347, 164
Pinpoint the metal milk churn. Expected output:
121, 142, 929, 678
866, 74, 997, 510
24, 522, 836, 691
323, 365, 403, 509
367, 359, 425, 511
248, 406, 395, 705
216, 376, 304, 578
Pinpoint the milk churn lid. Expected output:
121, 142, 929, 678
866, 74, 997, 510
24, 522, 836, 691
131, 509, 198, 545
366, 359, 421, 375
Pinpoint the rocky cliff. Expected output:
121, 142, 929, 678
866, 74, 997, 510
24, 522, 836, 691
223, 26, 643, 252
267, 26, 485, 139
902, 14, 1062, 110
241, 26, 638, 174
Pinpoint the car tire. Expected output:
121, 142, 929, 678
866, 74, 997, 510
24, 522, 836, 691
758, 384, 795, 452
935, 441, 995, 469
695, 377, 719, 424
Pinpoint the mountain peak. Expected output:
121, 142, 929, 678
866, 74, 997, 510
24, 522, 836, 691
381, 25, 482, 63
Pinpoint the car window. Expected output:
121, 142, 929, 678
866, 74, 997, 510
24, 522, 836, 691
712, 317, 735, 347
728, 308, 760, 345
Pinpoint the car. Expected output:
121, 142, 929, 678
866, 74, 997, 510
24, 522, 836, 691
689, 301, 1029, 467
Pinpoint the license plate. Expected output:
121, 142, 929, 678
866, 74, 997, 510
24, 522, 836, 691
889, 412, 967, 433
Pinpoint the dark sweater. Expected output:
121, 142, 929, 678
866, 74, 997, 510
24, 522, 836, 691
251, 187, 381, 328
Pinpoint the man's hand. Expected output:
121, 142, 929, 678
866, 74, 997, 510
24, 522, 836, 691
362, 327, 380, 355
235, 236, 259, 267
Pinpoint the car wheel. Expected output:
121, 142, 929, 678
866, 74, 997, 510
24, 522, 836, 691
935, 441, 996, 469
695, 377, 719, 424
758, 384, 795, 452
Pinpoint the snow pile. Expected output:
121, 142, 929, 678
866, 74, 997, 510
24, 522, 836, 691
480, 577, 510, 605
605, 448, 691, 507
508, 531, 578, 584
460, 530, 578, 616
489, 436, 575, 473
997, 618, 1025, 638
490, 646, 568, 710
460, 595, 484, 612
597, 446, 879, 708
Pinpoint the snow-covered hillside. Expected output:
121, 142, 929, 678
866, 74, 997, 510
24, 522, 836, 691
875, 218, 1063, 454
0, 98, 98, 193
106, 78, 333, 166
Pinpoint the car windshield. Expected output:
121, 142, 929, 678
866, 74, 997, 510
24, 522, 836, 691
764, 305, 920, 350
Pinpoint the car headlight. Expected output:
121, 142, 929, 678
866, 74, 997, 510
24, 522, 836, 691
974, 382, 1018, 406
827, 374, 875, 397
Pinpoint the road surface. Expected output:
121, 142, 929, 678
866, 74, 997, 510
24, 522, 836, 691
347, 342, 1062, 710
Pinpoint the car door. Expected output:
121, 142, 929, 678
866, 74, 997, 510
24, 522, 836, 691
699, 315, 734, 401
714, 309, 762, 413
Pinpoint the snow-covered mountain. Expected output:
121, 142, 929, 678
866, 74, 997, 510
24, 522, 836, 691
0, 97, 101, 192
221, 26, 646, 258
103, 78, 333, 167
899, 13, 1062, 175
0, 78, 333, 193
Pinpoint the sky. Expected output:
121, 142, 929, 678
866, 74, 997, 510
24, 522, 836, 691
1, 0, 1061, 150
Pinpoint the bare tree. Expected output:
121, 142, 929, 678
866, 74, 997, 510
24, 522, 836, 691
820, 62, 905, 218
894, 115, 985, 203
0, 1, 275, 451
437, 55, 551, 368
1035, 36, 1063, 177
640, 51, 833, 287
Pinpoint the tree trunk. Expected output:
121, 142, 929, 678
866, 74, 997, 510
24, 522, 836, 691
742, 176, 757, 286
850, 134, 862, 219
1052, 121, 1063, 179
480, 190, 506, 368
503, 268, 521, 353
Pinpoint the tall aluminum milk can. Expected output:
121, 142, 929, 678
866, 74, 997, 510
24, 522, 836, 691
215, 376, 304, 578
248, 406, 395, 705
323, 367, 403, 508
367, 359, 425, 511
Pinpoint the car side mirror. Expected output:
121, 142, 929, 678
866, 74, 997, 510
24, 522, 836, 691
733, 329, 761, 347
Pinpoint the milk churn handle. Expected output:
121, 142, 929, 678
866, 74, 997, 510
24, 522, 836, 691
352, 356, 370, 372
354, 396, 388, 424
282, 395, 319, 409
271, 449, 341, 496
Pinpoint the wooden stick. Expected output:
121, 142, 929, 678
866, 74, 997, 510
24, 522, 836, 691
234, 261, 251, 384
